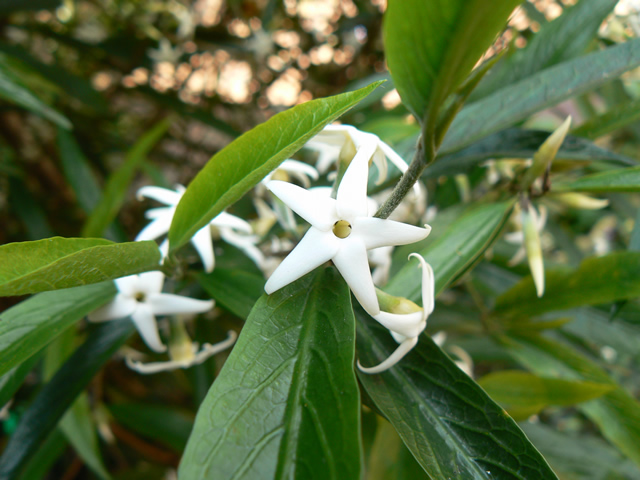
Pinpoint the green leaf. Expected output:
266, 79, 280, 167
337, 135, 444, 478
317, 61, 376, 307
179, 268, 361, 480
521, 423, 640, 480
0, 282, 116, 378
478, 370, 614, 420
502, 333, 640, 468
495, 252, 640, 318
383, 0, 520, 124
16, 429, 67, 480
573, 99, 640, 139
355, 317, 558, 480
0, 237, 161, 296
0, 320, 134, 479
387, 201, 513, 302
169, 82, 383, 251
109, 403, 194, 452
82, 118, 170, 238
553, 166, 640, 193
441, 38, 640, 154
0, 353, 41, 410
472, 0, 618, 100
196, 269, 264, 319
0, 53, 71, 129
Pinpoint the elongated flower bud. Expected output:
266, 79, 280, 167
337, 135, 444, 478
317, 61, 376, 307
549, 192, 609, 210
522, 201, 545, 298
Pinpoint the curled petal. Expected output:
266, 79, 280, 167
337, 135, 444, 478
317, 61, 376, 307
355, 217, 431, 250
357, 336, 418, 374
267, 181, 337, 230
137, 186, 182, 205
191, 225, 215, 273
130, 304, 166, 353
279, 159, 319, 187
265, 227, 339, 294
88, 294, 137, 322
332, 238, 379, 316
373, 311, 425, 339
148, 293, 214, 316
409, 253, 435, 315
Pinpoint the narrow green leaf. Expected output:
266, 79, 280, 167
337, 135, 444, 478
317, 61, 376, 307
387, 201, 513, 302
82, 118, 170, 238
356, 316, 558, 480
478, 370, 614, 420
503, 333, 640, 467
179, 268, 361, 480
0, 320, 134, 479
0, 54, 71, 129
573, 99, 640, 139
16, 429, 67, 480
441, 38, 640, 154
383, 0, 520, 123
169, 82, 383, 251
0, 238, 161, 296
496, 252, 640, 318
553, 166, 640, 193
0, 353, 40, 409
109, 403, 194, 452
472, 0, 618, 100
196, 269, 264, 319
522, 423, 640, 480
0, 282, 116, 378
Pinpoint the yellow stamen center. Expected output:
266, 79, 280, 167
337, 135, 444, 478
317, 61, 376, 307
135, 292, 146, 302
333, 220, 352, 239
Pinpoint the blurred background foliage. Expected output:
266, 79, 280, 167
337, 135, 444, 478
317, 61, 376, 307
2, 0, 640, 478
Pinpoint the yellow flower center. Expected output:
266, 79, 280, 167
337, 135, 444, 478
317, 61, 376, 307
135, 292, 146, 302
333, 220, 352, 239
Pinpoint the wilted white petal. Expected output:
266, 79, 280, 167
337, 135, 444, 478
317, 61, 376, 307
130, 304, 166, 353
356, 217, 431, 250
333, 238, 379, 316
148, 293, 214, 316
137, 186, 182, 205
265, 227, 339, 294
88, 295, 137, 322
357, 336, 418, 374
336, 144, 374, 219
211, 211, 252, 233
191, 225, 215, 273
267, 181, 337, 230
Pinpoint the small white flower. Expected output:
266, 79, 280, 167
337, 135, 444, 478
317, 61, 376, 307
261, 159, 319, 188
88, 271, 214, 353
264, 146, 431, 316
358, 254, 434, 374
136, 185, 252, 273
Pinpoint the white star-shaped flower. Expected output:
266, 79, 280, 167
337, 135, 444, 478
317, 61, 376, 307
264, 145, 431, 316
136, 185, 252, 272
88, 271, 214, 353
358, 253, 434, 374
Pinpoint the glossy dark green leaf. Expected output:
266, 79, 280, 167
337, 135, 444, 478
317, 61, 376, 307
472, 0, 618, 100
0, 238, 160, 296
0, 53, 70, 129
502, 333, 640, 467
553, 166, 640, 193
196, 269, 264, 319
496, 252, 640, 318
169, 82, 383, 251
0, 320, 134, 479
478, 370, 614, 420
387, 201, 513, 302
356, 316, 557, 480
573, 99, 640, 139
0, 282, 115, 377
521, 423, 640, 480
82, 118, 170, 238
109, 403, 194, 452
441, 38, 640, 154
383, 0, 520, 123
179, 268, 361, 480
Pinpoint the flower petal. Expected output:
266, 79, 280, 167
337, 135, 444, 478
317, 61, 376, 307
137, 186, 182, 205
148, 293, 214, 316
114, 275, 142, 295
336, 143, 374, 219
130, 304, 166, 353
409, 253, 435, 315
138, 271, 165, 295
191, 225, 215, 273
88, 294, 137, 322
373, 311, 425, 339
357, 336, 418, 374
332, 238, 379, 315
135, 213, 173, 242
264, 227, 338, 294
211, 211, 252, 233
355, 217, 431, 250
266, 181, 337, 230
